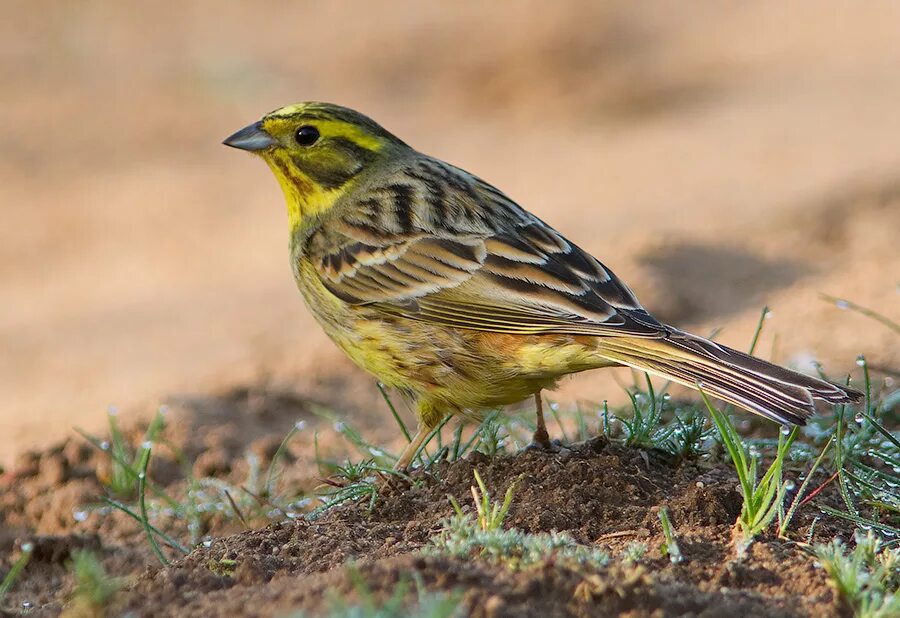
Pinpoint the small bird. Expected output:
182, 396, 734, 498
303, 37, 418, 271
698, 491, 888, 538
224, 102, 862, 470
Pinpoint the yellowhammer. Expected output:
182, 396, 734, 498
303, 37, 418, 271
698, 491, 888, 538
224, 102, 862, 470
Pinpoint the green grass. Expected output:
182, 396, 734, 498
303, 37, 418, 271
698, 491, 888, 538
708, 409, 784, 541
426, 520, 610, 571
702, 390, 799, 557
690, 305, 895, 557
658, 507, 683, 564
67, 550, 127, 615
448, 469, 518, 533
621, 541, 648, 564
291, 569, 462, 618
426, 470, 608, 571
309, 459, 413, 517
796, 349, 899, 544
778, 433, 833, 537
0, 541, 33, 608
814, 531, 899, 618
820, 293, 900, 337
308, 409, 525, 518
617, 374, 671, 450
76, 406, 165, 500
79, 410, 314, 560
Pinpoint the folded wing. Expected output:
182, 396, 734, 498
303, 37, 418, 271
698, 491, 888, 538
307, 157, 666, 339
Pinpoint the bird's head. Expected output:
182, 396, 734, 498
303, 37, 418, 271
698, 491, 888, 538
224, 102, 406, 231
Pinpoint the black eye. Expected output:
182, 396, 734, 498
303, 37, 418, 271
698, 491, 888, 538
295, 125, 320, 146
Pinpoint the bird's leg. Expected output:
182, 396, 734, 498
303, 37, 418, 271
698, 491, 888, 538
528, 391, 554, 450
394, 424, 430, 472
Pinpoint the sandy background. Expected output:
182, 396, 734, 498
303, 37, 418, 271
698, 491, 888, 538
2, 1, 898, 465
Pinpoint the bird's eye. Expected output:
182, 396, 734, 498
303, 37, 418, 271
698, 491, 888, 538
295, 125, 320, 146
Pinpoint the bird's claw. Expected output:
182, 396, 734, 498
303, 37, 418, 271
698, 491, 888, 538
525, 437, 565, 453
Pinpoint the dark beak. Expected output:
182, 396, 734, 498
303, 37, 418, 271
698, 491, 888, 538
222, 121, 276, 151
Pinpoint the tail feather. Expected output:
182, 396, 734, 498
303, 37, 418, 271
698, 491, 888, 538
595, 329, 863, 426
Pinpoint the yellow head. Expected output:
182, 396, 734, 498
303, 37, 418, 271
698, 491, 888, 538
223, 102, 407, 231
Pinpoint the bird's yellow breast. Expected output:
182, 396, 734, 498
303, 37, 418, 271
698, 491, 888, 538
292, 257, 608, 414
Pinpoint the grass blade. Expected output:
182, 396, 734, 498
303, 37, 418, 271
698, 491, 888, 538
136, 448, 169, 566
0, 541, 33, 602
377, 382, 411, 443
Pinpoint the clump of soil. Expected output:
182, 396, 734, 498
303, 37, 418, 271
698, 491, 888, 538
0, 384, 851, 617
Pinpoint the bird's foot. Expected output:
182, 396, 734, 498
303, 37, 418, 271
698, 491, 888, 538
525, 430, 565, 452
370, 470, 411, 495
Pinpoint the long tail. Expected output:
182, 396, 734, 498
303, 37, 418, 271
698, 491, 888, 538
594, 329, 863, 425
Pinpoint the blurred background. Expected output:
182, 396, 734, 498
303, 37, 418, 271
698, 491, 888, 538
2, 1, 898, 465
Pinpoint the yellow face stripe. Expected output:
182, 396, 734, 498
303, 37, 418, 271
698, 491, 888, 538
261, 112, 388, 153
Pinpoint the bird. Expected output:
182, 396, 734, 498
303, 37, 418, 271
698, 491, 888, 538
223, 102, 862, 470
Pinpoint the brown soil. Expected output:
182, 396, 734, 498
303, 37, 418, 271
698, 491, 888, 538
0, 385, 855, 617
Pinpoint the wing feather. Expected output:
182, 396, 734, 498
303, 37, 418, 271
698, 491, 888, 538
307, 157, 666, 338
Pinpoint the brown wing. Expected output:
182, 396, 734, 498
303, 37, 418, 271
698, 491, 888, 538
307, 157, 667, 339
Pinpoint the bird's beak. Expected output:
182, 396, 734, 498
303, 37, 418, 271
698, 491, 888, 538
222, 121, 276, 151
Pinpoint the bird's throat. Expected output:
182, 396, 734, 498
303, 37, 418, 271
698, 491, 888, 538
264, 154, 340, 234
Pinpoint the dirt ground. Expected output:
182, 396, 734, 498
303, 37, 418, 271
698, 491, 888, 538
0, 386, 859, 616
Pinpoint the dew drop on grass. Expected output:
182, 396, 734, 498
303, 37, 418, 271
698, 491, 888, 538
141, 440, 154, 450
764, 310, 773, 319
333, 421, 345, 433
784, 480, 796, 491
158, 404, 169, 416
99, 441, 110, 451
780, 425, 791, 436
294, 420, 307, 431
549, 402, 560, 411
202, 539, 213, 548
835, 299, 849, 310
854, 413, 865, 425
137, 472, 146, 480
856, 355, 867, 367
107, 405, 119, 417
21, 542, 34, 553
21, 601, 33, 610
73, 509, 89, 522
